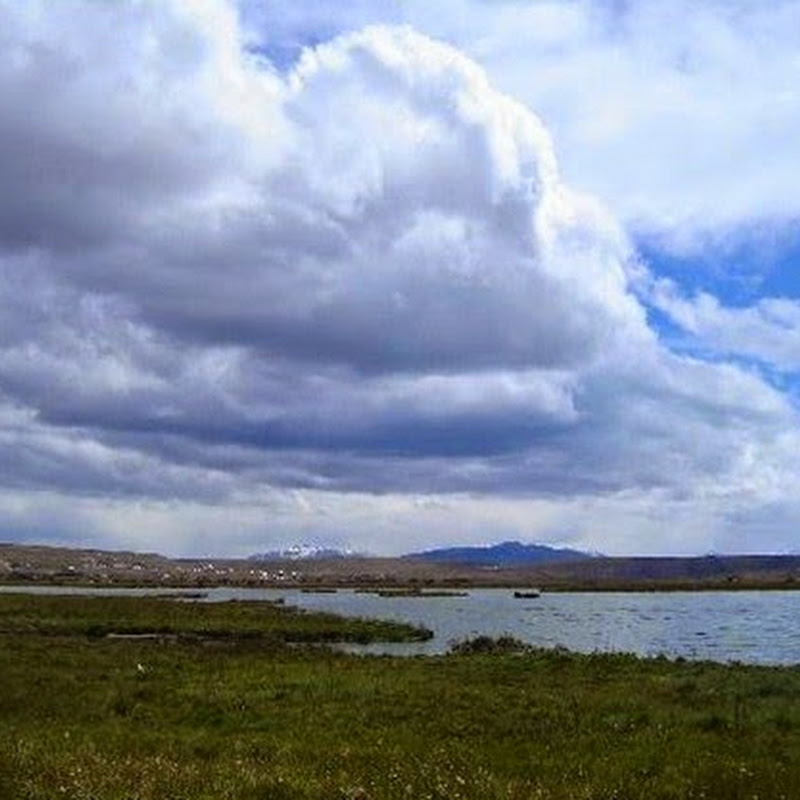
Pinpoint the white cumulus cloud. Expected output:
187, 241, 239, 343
0, 0, 798, 556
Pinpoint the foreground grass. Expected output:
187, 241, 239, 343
2, 596, 800, 798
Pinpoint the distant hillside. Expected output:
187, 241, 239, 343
404, 540, 593, 566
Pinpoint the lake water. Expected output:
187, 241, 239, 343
4, 585, 800, 665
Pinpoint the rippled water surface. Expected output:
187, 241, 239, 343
4, 585, 800, 665
281, 589, 800, 664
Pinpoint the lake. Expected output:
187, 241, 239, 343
3, 585, 800, 665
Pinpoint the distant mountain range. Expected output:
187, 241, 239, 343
404, 540, 593, 566
247, 540, 593, 565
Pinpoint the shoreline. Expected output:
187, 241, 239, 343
3, 577, 800, 592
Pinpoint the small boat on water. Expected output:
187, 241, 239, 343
513, 590, 541, 599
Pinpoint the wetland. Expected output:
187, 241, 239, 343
3, 591, 800, 798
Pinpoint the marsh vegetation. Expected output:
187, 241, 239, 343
2, 593, 800, 798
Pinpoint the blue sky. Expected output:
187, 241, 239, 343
0, 0, 799, 557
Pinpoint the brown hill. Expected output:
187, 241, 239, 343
2, 543, 800, 590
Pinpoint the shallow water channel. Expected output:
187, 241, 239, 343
5, 584, 800, 665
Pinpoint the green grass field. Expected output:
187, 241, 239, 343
2, 593, 800, 799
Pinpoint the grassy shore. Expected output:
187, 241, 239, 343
0, 593, 432, 644
2, 594, 800, 799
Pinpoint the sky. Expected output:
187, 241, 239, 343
1, 0, 799, 558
